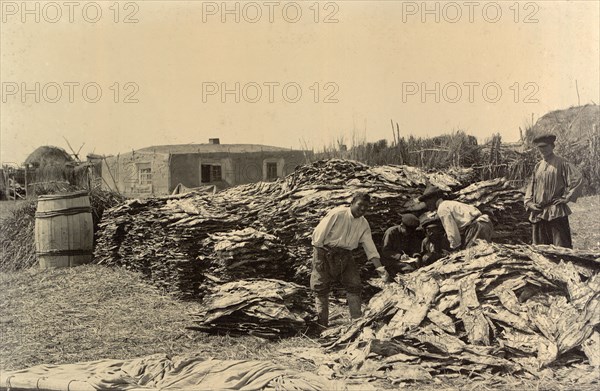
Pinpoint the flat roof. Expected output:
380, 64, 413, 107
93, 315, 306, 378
137, 144, 299, 154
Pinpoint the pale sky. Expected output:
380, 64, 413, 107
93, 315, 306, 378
1, 0, 599, 164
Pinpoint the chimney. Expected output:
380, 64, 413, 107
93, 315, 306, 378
209, 138, 220, 145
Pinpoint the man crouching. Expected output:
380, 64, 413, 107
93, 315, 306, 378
311, 192, 389, 328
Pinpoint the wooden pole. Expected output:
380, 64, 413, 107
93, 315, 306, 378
24, 165, 28, 199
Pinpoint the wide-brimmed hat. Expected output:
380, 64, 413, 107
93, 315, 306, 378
532, 134, 557, 147
401, 213, 420, 229
418, 185, 444, 202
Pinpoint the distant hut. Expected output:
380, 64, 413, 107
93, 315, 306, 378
24, 146, 75, 196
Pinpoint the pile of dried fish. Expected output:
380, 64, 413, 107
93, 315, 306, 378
320, 241, 600, 382
202, 228, 296, 282
95, 195, 241, 299
95, 160, 530, 298
189, 279, 313, 338
454, 177, 530, 243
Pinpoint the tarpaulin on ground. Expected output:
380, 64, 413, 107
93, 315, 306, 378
0, 354, 347, 391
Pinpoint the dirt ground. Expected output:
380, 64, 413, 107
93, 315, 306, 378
0, 196, 599, 390
569, 195, 600, 251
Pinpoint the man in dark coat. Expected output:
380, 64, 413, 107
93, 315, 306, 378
381, 214, 423, 276
524, 134, 583, 248
419, 217, 451, 267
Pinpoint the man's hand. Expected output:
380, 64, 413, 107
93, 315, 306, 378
527, 202, 543, 212
552, 197, 568, 206
376, 266, 390, 282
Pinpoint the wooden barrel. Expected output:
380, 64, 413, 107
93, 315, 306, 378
35, 191, 93, 269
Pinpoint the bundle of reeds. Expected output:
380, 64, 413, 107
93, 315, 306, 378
315, 131, 481, 169
478, 134, 538, 187
0, 200, 36, 271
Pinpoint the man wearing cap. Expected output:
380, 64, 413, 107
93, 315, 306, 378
419, 186, 494, 251
420, 217, 451, 267
524, 134, 583, 248
381, 214, 424, 276
311, 192, 388, 328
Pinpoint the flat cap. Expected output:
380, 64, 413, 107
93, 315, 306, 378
418, 185, 444, 202
401, 213, 420, 229
532, 134, 556, 146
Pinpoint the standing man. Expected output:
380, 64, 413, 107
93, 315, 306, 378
419, 186, 494, 251
381, 214, 423, 276
311, 192, 388, 327
524, 134, 583, 248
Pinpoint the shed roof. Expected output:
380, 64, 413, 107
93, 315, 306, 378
137, 144, 297, 154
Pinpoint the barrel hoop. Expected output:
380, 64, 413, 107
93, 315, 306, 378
37, 249, 93, 256
35, 207, 93, 218
37, 191, 89, 201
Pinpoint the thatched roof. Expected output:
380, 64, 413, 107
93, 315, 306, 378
24, 146, 73, 167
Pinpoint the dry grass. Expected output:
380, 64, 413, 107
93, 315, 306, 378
0, 200, 36, 271
0, 264, 319, 373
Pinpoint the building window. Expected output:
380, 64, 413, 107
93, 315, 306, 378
138, 164, 152, 185
201, 164, 222, 183
266, 162, 278, 180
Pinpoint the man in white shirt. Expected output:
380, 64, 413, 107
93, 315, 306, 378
311, 192, 388, 327
419, 186, 494, 251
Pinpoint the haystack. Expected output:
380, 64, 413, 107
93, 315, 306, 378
528, 104, 600, 193
24, 146, 75, 195
24, 145, 73, 167
529, 104, 599, 144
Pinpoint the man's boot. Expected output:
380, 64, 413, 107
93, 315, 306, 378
347, 293, 362, 320
315, 295, 329, 328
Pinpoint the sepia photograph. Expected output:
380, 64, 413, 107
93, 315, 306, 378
1, 1, 599, 389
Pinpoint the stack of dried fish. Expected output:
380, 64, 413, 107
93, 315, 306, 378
94, 159, 530, 297
320, 241, 600, 382
95, 194, 242, 299
189, 279, 313, 338
202, 228, 296, 282
218, 160, 473, 278
454, 177, 529, 243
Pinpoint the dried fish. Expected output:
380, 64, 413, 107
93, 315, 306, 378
322, 241, 599, 378
95, 160, 530, 299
